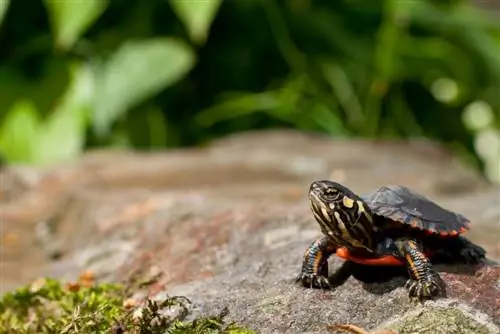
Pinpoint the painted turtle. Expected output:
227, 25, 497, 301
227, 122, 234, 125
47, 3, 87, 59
297, 180, 487, 300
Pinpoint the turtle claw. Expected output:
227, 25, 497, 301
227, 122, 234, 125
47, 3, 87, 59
404, 276, 442, 302
296, 273, 333, 290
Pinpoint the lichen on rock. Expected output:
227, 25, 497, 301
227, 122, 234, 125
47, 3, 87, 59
379, 300, 499, 334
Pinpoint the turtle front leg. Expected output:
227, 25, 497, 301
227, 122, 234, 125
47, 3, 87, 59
296, 236, 338, 289
394, 238, 444, 301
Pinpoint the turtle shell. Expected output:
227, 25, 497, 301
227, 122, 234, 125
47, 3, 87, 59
361, 185, 471, 236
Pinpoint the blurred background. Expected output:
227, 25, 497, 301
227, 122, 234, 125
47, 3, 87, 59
0, 0, 499, 183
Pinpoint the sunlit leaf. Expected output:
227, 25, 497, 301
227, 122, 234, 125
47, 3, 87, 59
170, 0, 222, 45
36, 62, 93, 165
0, 0, 9, 27
0, 100, 40, 163
93, 38, 195, 137
43, 0, 108, 49
37, 106, 87, 165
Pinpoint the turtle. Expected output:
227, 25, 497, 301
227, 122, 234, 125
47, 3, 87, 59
296, 180, 487, 301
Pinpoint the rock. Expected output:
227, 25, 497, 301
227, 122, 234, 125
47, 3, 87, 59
380, 300, 499, 334
156, 225, 500, 332
328, 324, 397, 334
1, 130, 499, 332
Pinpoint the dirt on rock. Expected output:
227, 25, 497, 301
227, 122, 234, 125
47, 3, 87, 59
1, 130, 499, 333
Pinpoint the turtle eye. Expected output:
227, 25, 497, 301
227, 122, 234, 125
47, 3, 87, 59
324, 188, 340, 199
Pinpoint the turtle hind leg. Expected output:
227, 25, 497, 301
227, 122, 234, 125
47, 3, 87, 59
437, 236, 487, 265
454, 236, 486, 265
393, 238, 444, 301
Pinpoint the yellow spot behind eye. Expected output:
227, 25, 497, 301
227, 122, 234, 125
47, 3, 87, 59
342, 196, 354, 208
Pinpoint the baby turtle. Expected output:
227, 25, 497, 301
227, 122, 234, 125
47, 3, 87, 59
297, 180, 487, 301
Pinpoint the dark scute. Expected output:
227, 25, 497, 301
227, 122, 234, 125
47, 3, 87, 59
362, 185, 470, 232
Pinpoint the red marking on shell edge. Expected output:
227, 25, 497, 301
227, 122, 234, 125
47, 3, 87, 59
425, 229, 435, 235
409, 224, 425, 231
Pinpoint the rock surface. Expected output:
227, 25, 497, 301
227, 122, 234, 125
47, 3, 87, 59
1, 130, 499, 333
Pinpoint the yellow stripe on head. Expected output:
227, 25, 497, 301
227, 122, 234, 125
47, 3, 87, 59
334, 211, 367, 249
357, 200, 373, 223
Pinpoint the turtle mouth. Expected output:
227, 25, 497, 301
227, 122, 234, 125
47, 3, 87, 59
308, 182, 323, 199
308, 192, 336, 234
308, 187, 322, 204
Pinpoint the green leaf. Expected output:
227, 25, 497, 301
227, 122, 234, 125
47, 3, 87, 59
35, 62, 93, 165
147, 107, 168, 147
43, 0, 108, 49
308, 102, 347, 135
36, 101, 87, 166
0, 63, 91, 165
319, 60, 363, 129
93, 38, 195, 137
195, 91, 282, 127
170, 0, 222, 45
0, 100, 40, 163
0, 0, 9, 28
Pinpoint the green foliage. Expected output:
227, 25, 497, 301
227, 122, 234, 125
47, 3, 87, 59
0, 0, 499, 180
0, 277, 254, 334
170, 0, 223, 46
0, 63, 89, 165
0, 0, 8, 28
43, 0, 109, 50
93, 37, 195, 138
0, 278, 124, 333
0, 100, 39, 163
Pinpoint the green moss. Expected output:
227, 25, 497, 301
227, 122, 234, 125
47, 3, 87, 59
0, 277, 255, 334
387, 306, 491, 334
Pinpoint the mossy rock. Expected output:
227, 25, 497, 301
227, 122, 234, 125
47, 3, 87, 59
380, 301, 499, 334
0, 275, 255, 334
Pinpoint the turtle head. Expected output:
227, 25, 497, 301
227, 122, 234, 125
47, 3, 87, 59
308, 180, 375, 251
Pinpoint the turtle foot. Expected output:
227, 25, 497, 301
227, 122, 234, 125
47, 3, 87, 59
405, 274, 444, 302
296, 272, 334, 290
460, 243, 487, 264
